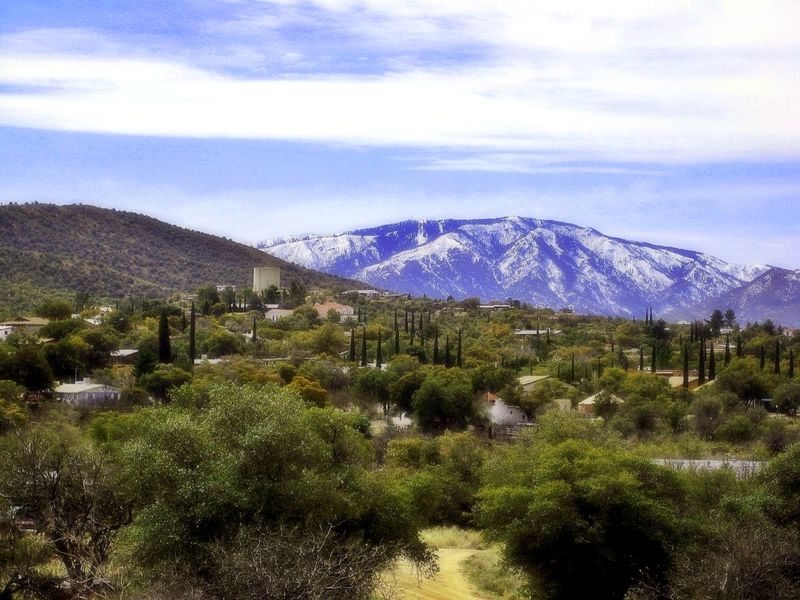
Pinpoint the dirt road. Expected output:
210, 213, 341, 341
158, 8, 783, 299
387, 547, 490, 600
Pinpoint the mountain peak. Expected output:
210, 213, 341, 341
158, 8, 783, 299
257, 216, 792, 323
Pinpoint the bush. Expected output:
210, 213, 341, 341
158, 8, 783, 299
715, 414, 756, 444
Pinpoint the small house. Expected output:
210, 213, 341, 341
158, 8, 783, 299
0, 317, 49, 336
111, 349, 139, 365
0, 325, 13, 341
54, 380, 122, 407
517, 375, 550, 393
578, 392, 624, 416
265, 308, 294, 322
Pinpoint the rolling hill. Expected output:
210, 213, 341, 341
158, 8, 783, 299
0, 203, 359, 315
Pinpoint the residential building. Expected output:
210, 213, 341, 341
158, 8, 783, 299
265, 308, 294, 322
578, 392, 624, 416
0, 317, 49, 336
517, 375, 550, 393
54, 380, 122, 407
0, 325, 13, 341
314, 301, 355, 321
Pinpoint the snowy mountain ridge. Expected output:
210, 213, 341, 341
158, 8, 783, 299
257, 216, 794, 322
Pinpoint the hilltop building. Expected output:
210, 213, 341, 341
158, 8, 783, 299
253, 266, 281, 293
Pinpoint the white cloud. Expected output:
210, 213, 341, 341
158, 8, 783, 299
0, 1, 799, 164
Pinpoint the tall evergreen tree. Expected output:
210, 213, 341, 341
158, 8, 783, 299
546, 328, 551, 344
698, 339, 706, 385
158, 308, 171, 363
433, 326, 440, 365
404, 308, 408, 333
683, 344, 689, 389
596, 358, 602, 378
737, 334, 743, 359
760, 343, 766, 371
774, 339, 781, 375
639, 347, 644, 371
394, 324, 400, 355
180, 312, 187, 333
349, 327, 356, 362
457, 328, 463, 368
419, 314, 424, 345
376, 329, 382, 370
444, 335, 451, 368
188, 302, 196, 364
251, 316, 257, 344
724, 335, 731, 365
708, 342, 716, 381
651, 344, 657, 373
410, 310, 415, 341
790, 349, 795, 379
361, 326, 367, 367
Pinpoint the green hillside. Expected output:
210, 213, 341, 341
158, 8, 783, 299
0, 203, 361, 314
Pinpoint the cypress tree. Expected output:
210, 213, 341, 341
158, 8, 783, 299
596, 358, 602, 378
363, 308, 367, 326
651, 344, 657, 373
393, 309, 398, 336
404, 308, 408, 333
457, 328, 463, 368
774, 339, 781, 375
683, 345, 689, 389
189, 302, 196, 364
546, 328, 551, 344
639, 347, 644, 371
698, 339, 706, 385
252, 316, 257, 344
349, 327, 356, 362
158, 308, 171, 363
419, 314, 424, 344
410, 310, 415, 341
361, 326, 367, 367
708, 342, 716, 381
790, 349, 795, 379
433, 326, 440, 365
690, 321, 694, 344
724, 335, 731, 365
737, 334, 743, 359
444, 336, 451, 368
584, 363, 589, 380
376, 329, 382, 370
760, 344, 766, 371
180, 312, 187, 333
394, 324, 400, 355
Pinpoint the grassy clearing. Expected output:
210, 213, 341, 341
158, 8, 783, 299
461, 546, 528, 600
421, 527, 488, 550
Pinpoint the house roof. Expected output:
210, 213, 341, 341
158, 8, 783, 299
514, 329, 562, 335
314, 301, 354, 314
1, 317, 48, 327
54, 382, 120, 394
579, 392, 624, 405
111, 349, 139, 357
518, 375, 550, 387
668, 376, 699, 388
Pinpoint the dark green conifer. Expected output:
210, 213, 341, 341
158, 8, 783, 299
361, 326, 367, 367
376, 329, 382, 369
708, 342, 716, 381
188, 302, 196, 364
683, 345, 689, 389
410, 310, 415, 340
790, 349, 795, 378
457, 328, 462, 368
774, 339, 781, 375
252, 316, 257, 344
724, 335, 731, 365
651, 344, 657, 373
349, 327, 356, 362
698, 339, 705, 385
737, 334, 743, 359
639, 347, 644, 371
433, 326, 440, 365
444, 335, 451, 368
158, 308, 171, 363
760, 343, 766, 371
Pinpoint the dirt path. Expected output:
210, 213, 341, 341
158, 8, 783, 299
387, 547, 490, 600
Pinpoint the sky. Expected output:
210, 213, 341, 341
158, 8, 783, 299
1, 1, 799, 268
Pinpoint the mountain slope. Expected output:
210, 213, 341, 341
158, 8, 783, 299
0, 203, 359, 314
259, 216, 797, 322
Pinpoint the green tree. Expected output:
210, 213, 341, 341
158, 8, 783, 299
35, 298, 72, 321
188, 302, 196, 364
412, 369, 475, 432
774, 380, 800, 415
478, 437, 685, 600
115, 383, 431, 592
139, 364, 191, 400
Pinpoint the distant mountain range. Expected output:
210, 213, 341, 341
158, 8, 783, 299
259, 216, 800, 325
0, 203, 359, 315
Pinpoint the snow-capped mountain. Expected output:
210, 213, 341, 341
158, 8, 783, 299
258, 216, 795, 321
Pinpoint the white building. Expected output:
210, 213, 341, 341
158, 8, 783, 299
0, 325, 13, 341
253, 266, 281, 293
54, 380, 122, 407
